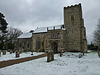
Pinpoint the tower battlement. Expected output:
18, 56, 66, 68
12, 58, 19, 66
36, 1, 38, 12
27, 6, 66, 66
64, 3, 81, 9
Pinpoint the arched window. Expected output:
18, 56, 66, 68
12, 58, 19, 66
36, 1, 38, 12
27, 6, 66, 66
71, 15, 74, 25
57, 33, 59, 38
36, 38, 41, 49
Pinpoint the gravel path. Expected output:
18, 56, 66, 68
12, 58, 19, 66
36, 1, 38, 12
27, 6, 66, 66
0, 53, 47, 68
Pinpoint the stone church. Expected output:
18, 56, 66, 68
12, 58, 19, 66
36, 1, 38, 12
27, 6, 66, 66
17, 4, 87, 52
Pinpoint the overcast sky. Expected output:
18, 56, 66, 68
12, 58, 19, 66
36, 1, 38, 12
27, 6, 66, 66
0, 0, 100, 43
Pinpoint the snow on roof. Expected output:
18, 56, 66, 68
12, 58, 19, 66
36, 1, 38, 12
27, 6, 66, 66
62, 28, 66, 30
55, 25, 62, 29
48, 26, 54, 30
17, 33, 32, 39
34, 27, 47, 33
34, 25, 63, 33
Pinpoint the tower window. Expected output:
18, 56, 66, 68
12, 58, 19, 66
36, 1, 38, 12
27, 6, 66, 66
72, 28, 74, 33
71, 15, 74, 21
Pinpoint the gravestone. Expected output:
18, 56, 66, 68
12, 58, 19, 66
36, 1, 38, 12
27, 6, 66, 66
31, 50, 34, 55
97, 50, 100, 58
51, 51, 54, 60
2, 50, 6, 55
0, 50, 1, 57
60, 51, 63, 57
47, 50, 54, 62
82, 52, 84, 55
10, 50, 13, 54
16, 51, 20, 58
79, 54, 82, 58
60, 49, 64, 57
47, 51, 51, 62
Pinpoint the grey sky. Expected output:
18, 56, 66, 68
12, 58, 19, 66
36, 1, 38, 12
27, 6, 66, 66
0, 0, 100, 44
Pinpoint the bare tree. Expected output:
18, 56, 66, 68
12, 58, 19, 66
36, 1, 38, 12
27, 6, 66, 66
94, 19, 100, 45
6, 27, 22, 41
4, 27, 23, 49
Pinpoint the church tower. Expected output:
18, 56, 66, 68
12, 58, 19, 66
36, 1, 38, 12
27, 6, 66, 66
64, 4, 87, 52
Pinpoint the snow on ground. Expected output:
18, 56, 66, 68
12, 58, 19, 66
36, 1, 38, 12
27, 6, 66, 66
0, 52, 44, 61
0, 51, 100, 75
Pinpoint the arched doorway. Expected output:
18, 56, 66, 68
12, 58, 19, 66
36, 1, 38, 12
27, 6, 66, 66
52, 42, 58, 53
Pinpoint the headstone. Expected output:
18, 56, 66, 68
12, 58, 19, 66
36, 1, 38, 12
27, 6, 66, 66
51, 51, 54, 60
82, 52, 84, 55
47, 50, 54, 62
97, 50, 100, 58
10, 50, 13, 54
2, 50, 6, 55
31, 50, 34, 55
60, 51, 63, 57
47, 51, 51, 62
0, 50, 1, 57
16, 51, 20, 58
13, 50, 15, 53
79, 54, 82, 58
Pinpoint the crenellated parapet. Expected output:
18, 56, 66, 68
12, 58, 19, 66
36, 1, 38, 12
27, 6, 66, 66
64, 3, 81, 9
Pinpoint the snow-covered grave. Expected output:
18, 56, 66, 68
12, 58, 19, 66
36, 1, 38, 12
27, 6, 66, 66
0, 51, 100, 75
0, 52, 44, 61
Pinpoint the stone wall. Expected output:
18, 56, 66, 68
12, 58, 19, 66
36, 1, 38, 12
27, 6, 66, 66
32, 28, 64, 52
17, 38, 32, 51
32, 33, 46, 51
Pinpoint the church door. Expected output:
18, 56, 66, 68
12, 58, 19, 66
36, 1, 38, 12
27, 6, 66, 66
52, 42, 58, 53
